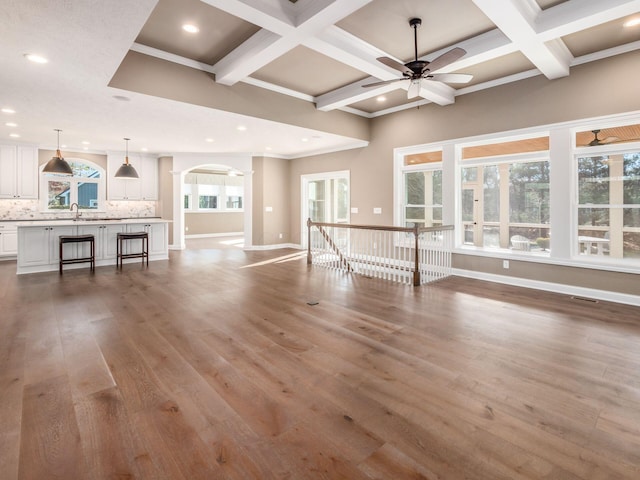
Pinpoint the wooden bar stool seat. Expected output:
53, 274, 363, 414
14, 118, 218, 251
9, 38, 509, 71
59, 234, 95, 274
116, 231, 149, 268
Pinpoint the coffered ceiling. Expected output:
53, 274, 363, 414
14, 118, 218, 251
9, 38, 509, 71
1, 0, 639, 157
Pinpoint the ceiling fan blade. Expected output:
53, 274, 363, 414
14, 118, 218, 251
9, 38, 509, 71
425, 47, 467, 73
429, 73, 473, 84
407, 79, 421, 99
377, 56, 412, 75
362, 78, 407, 88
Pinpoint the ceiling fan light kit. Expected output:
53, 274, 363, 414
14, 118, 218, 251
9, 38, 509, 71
363, 17, 473, 99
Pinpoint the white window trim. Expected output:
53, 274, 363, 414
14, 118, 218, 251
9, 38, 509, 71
183, 181, 244, 213
393, 109, 640, 274
301, 170, 350, 247
39, 157, 106, 212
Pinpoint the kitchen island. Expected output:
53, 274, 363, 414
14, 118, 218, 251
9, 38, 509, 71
16, 218, 170, 274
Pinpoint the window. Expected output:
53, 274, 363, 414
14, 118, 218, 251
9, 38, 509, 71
41, 159, 105, 211
459, 137, 550, 253
403, 170, 442, 228
198, 184, 219, 210
399, 149, 442, 229
183, 172, 243, 213
576, 150, 640, 259
225, 185, 243, 209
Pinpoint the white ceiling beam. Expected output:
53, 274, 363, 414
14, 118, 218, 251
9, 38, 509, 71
211, 0, 372, 86
316, 79, 404, 112
199, 0, 295, 35
472, 0, 572, 79
536, 0, 640, 41
304, 26, 405, 80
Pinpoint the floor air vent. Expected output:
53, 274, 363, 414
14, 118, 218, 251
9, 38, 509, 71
571, 296, 599, 303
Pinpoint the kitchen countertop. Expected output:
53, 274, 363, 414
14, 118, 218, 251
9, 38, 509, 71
14, 217, 170, 227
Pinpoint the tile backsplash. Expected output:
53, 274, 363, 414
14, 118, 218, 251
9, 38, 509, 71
0, 199, 157, 221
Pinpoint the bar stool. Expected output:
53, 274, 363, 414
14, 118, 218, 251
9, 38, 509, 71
59, 234, 95, 274
116, 231, 149, 268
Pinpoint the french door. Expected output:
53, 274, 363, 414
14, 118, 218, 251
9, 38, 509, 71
301, 171, 350, 246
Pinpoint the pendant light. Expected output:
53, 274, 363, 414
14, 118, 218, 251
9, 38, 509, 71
114, 137, 139, 178
43, 129, 73, 175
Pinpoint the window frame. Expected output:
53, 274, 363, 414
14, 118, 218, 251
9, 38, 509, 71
183, 175, 244, 214
40, 157, 106, 212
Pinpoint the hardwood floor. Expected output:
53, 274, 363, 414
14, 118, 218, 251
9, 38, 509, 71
1, 243, 640, 479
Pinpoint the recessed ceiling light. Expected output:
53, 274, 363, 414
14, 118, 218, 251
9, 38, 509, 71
9, 133, 20, 138
5, 122, 17, 127
24, 53, 48, 64
624, 17, 640, 27
301, 137, 309, 142
236, 125, 247, 131
61, 144, 67, 148
265, 146, 272, 150
141, 147, 148, 152
205, 138, 215, 142
83, 147, 88, 151
81, 141, 90, 145
182, 24, 199, 33
377, 96, 387, 102
1, 108, 16, 114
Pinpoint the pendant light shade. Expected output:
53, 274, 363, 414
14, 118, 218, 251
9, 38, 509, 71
114, 137, 139, 179
43, 129, 73, 175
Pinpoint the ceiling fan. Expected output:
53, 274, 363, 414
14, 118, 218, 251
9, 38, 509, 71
580, 129, 627, 147
583, 129, 620, 146
363, 17, 473, 99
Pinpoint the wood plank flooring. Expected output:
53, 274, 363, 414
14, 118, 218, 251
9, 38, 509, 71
1, 242, 640, 479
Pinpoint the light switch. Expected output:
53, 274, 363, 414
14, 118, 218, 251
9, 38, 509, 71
265, 206, 273, 212
350, 207, 358, 214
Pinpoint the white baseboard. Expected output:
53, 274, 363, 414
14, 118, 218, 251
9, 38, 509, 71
452, 268, 640, 307
244, 243, 303, 251
185, 232, 243, 239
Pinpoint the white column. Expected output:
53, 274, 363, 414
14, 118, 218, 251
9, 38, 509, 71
442, 143, 456, 226
242, 169, 253, 248
549, 127, 572, 259
170, 170, 185, 250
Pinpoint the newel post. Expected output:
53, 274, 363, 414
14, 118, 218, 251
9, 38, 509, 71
307, 218, 312, 265
413, 224, 420, 286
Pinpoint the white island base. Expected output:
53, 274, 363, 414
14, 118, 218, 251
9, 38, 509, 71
16, 218, 169, 274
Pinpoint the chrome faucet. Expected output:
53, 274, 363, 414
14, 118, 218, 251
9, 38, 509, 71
70, 202, 81, 221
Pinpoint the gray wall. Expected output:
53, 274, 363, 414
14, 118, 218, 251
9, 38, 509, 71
286, 50, 640, 296
252, 155, 291, 245
185, 212, 243, 235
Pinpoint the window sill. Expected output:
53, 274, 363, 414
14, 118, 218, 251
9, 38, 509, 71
454, 245, 640, 275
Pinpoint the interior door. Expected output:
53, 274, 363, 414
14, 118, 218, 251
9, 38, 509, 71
302, 171, 350, 247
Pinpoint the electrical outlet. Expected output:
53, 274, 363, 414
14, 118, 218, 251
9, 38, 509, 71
503, 260, 509, 269
373, 207, 382, 214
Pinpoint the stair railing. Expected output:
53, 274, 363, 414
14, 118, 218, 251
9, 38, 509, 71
307, 219, 454, 286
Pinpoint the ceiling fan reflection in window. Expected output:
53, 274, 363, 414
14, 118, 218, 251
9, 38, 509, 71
363, 18, 473, 99
579, 128, 640, 147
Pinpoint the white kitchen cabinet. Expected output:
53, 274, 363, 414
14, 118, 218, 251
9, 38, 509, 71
0, 223, 18, 257
77, 223, 127, 260
122, 222, 167, 259
16, 220, 169, 274
139, 156, 158, 201
107, 153, 157, 200
0, 145, 38, 199
17, 225, 77, 268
